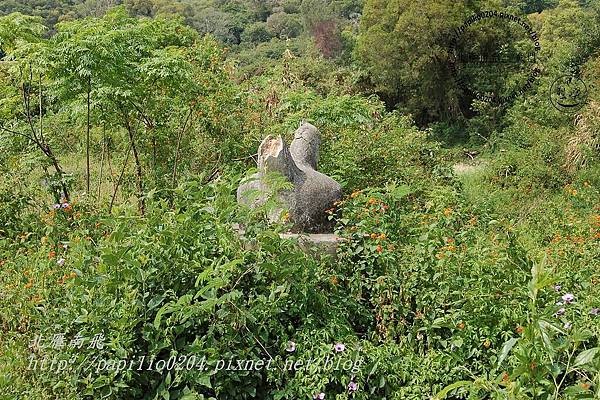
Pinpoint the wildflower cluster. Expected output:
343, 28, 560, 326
552, 285, 599, 329
284, 340, 360, 398
435, 237, 459, 259
334, 188, 401, 262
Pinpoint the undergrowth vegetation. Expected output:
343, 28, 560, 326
2, 0, 600, 399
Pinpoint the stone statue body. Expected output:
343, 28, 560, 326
237, 122, 342, 232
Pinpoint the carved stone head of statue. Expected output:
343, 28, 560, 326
289, 122, 321, 170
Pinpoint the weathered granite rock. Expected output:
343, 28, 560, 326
237, 122, 342, 232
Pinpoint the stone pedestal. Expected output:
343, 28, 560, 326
279, 232, 346, 258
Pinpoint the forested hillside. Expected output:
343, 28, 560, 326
1, 0, 600, 399
0, 0, 361, 73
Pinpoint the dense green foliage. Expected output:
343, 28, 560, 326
2, 0, 600, 399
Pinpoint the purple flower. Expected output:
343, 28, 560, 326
313, 393, 325, 400
61, 203, 70, 209
56, 258, 65, 266
334, 343, 345, 353
286, 341, 296, 353
564, 322, 572, 329
348, 382, 358, 393
590, 308, 599, 316
562, 293, 575, 304
555, 307, 566, 317
52, 204, 61, 210
553, 284, 561, 292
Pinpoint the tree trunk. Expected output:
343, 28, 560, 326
34, 73, 69, 201
45, 145, 70, 202
109, 141, 132, 213
125, 117, 145, 215
86, 78, 91, 194
97, 128, 105, 203
171, 108, 193, 188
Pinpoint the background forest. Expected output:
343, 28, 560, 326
1, 0, 600, 399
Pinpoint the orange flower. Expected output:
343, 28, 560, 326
457, 322, 465, 330
69, 272, 77, 279
483, 339, 491, 348
443, 208, 453, 217
370, 233, 378, 239
24, 279, 33, 289
501, 372, 510, 384
580, 383, 591, 390
368, 198, 377, 205
516, 326, 524, 334
48, 250, 56, 259
379, 233, 386, 240
330, 276, 339, 285
446, 238, 455, 244
376, 245, 383, 253
350, 190, 361, 199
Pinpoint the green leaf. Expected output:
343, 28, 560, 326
497, 337, 519, 368
197, 374, 212, 389
573, 348, 600, 367
387, 184, 412, 200
434, 381, 472, 399
101, 253, 119, 266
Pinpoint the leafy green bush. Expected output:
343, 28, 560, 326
241, 22, 273, 44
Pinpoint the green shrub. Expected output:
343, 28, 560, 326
241, 22, 273, 44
